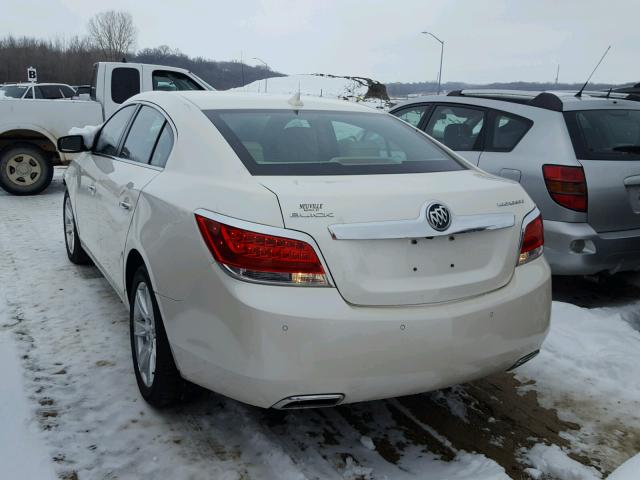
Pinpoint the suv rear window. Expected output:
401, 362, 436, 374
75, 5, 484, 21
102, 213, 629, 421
204, 109, 466, 176
564, 109, 640, 160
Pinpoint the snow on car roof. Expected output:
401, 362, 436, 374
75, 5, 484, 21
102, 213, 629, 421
134, 90, 382, 113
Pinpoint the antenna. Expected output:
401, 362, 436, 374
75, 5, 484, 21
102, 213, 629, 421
555, 64, 560, 85
576, 46, 611, 98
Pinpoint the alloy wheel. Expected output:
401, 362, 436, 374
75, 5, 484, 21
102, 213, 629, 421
133, 282, 157, 388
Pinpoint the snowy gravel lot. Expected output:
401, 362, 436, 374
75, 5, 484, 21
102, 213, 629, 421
1, 169, 639, 480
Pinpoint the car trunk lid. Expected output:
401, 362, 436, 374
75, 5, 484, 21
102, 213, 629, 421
260, 170, 532, 306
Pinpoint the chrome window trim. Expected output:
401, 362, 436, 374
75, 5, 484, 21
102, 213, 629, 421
193, 208, 335, 287
327, 201, 515, 240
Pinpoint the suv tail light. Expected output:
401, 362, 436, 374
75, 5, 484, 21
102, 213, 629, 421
195, 214, 329, 286
518, 211, 544, 266
542, 164, 587, 212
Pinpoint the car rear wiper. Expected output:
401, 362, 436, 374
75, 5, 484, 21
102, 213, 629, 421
612, 145, 640, 154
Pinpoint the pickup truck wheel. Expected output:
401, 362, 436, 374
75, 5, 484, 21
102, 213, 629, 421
63, 190, 91, 265
130, 266, 194, 407
0, 145, 54, 195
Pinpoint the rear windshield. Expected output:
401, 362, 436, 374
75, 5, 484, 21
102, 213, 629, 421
564, 109, 640, 160
1, 85, 28, 98
204, 109, 466, 175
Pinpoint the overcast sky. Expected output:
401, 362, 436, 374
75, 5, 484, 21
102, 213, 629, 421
3, 0, 638, 84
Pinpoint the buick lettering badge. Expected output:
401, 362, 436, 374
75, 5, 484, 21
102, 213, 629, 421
426, 203, 451, 231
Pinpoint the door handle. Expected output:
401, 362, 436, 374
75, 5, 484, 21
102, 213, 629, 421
87, 184, 96, 195
119, 201, 132, 210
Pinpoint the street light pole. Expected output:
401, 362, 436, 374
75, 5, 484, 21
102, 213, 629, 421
252, 57, 270, 93
421, 31, 444, 95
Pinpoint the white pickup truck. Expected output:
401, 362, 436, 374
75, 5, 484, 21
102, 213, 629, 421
0, 62, 213, 195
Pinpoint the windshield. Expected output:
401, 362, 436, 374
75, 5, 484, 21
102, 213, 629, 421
2, 85, 28, 98
564, 109, 640, 160
204, 109, 466, 176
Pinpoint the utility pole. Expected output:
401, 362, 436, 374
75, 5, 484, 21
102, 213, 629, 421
421, 31, 444, 95
252, 57, 270, 93
240, 50, 245, 87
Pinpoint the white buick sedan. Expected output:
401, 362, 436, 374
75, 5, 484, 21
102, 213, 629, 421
59, 91, 551, 410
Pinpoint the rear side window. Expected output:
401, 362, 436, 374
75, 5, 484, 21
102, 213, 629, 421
424, 105, 485, 151
120, 106, 166, 164
152, 70, 203, 91
487, 111, 532, 152
94, 105, 136, 156
564, 109, 640, 160
38, 85, 66, 99
393, 105, 429, 127
150, 123, 174, 167
204, 109, 465, 176
111, 67, 140, 104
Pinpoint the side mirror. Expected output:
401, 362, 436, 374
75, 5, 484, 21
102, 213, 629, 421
57, 135, 87, 153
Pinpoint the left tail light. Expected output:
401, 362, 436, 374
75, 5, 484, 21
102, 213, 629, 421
518, 211, 544, 266
195, 214, 329, 286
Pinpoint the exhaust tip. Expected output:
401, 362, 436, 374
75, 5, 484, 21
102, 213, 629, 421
272, 394, 345, 410
507, 350, 540, 371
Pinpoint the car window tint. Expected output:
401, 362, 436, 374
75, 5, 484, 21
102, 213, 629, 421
61, 86, 76, 98
489, 112, 532, 151
424, 105, 485, 151
120, 106, 166, 164
150, 123, 174, 167
205, 109, 465, 176
564, 109, 640, 160
39, 85, 65, 99
33, 87, 44, 99
94, 105, 136, 156
111, 67, 141, 104
152, 70, 203, 91
23, 87, 33, 99
393, 105, 429, 127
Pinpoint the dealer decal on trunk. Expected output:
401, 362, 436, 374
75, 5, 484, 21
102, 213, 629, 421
290, 203, 335, 218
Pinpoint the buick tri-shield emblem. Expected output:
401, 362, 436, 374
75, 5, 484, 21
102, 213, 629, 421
426, 203, 451, 231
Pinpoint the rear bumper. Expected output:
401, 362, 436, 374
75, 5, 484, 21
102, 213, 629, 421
160, 258, 551, 409
544, 220, 640, 275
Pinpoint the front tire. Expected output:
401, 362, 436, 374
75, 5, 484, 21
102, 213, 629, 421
0, 144, 54, 195
63, 190, 90, 265
130, 266, 191, 407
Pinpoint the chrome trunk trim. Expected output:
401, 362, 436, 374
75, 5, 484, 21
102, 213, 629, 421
327, 202, 515, 240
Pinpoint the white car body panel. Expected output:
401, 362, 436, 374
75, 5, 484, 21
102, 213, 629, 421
65, 91, 551, 408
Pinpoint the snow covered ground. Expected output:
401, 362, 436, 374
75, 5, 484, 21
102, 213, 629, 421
0, 170, 639, 479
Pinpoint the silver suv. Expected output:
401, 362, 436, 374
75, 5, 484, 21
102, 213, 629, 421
391, 90, 640, 276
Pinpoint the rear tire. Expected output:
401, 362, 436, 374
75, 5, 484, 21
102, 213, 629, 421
130, 266, 192, 407
0, 144, 54, 195
63, 190, 91, 265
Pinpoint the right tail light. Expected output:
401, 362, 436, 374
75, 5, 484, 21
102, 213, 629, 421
518, 211, 544, 266
542, 164, 587, 212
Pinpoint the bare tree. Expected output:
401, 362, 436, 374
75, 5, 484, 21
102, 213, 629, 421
87, 10, 137, 61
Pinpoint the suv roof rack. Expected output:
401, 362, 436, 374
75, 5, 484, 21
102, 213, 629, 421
447, 90, 564, 112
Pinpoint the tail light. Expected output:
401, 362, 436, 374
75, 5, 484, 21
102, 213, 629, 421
542, 164, 587, 212
195, 214, 329, 286
518, 211, 544, 266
